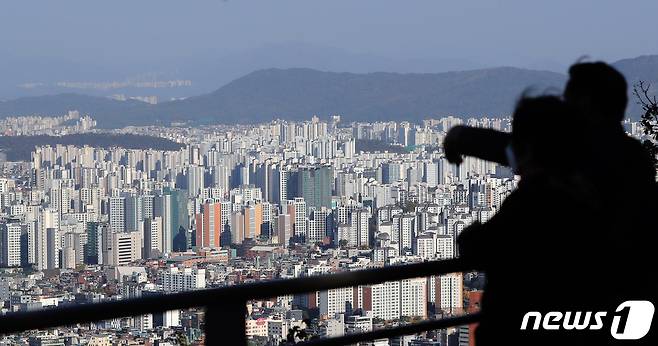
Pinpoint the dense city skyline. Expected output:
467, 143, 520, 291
0, 113, 514, 345
0, 111, 650, 344
1, 2, 657, 345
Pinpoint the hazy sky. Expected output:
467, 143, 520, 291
1, 0, 658, 102
1, 0, 657, 69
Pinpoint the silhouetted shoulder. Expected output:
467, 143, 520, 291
620, 134, 657, 182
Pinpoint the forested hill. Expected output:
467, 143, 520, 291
0, 133, 184, 161
0, 55, 656, 128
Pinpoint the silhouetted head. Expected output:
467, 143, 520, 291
511, 95, 579, 176
564, 62, 627, 125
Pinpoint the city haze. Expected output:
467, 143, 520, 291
1, 1, 658, 99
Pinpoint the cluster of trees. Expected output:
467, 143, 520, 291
0, 133, 184, 161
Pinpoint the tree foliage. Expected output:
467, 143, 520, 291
633, 81, 658, 168
0, 133, 184, 161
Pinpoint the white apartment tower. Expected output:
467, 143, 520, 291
364, 281, 400, 320
399, 214, 416, 252
435, 273, 463, 314
400, 278, 427, 318
436, 234, 455, 260
350, 209, 370, 247
158, 267, 206, 293
415, 234, 435, 259
144, 217, 163, 259
319, 287, 354, 317
289, 198, 307, 238
0, 223, 23, 267
307, 208, 329, 244
37, 208, 59, 270
109, 196, 126, 233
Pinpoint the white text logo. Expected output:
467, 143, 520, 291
520, 301, 654, 340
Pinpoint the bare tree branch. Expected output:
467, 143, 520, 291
633, 81, 658, 169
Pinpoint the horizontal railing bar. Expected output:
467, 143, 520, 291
299, 313, 481, 346
0, 258, 472, 335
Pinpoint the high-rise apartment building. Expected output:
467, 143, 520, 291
319, 287, 355, 317
400, 278, 427, 318
287, 198, 307, 239
296, 166, 332, 210
37, 207, 59, 270
187, 165, 205, 197
195, 202, 222, 248
144, 217, 163, 258
350, 209, 370, 247
109, 197, 126, 233
435, 273, 464, 314
362, 281, 400, 320
124, 195, 143, 232
0, 223, 23, 267
307, 208, 330, 244
277, 213, 292, 245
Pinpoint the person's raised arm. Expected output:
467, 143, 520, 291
443, 125, 511, 166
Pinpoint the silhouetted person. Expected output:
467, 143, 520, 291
445, 63, 658, 294
452, 63, 657, 344
571, 63, 657, 345
458, 96, 609, 345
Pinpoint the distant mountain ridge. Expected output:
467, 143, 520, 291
1, 55, 657, 128
155, 67, 566, 125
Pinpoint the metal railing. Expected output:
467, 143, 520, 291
0, 258, 480, 345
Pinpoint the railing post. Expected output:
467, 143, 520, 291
205, 301, 247, 345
